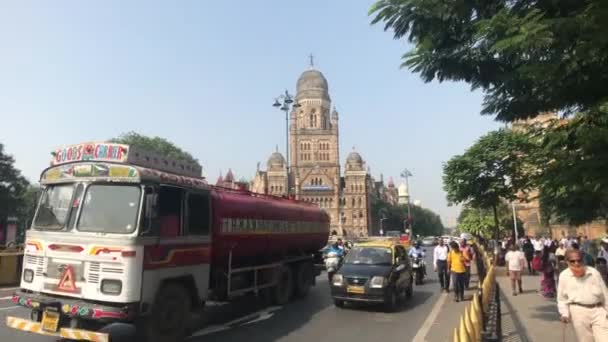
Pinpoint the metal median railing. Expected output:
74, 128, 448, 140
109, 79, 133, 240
453, 243, 502, 342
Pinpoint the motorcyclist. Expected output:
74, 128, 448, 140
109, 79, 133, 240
409, 241, 426, 258
327, 241, 344, 257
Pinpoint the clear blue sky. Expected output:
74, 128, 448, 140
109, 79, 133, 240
0, 0, 499, 226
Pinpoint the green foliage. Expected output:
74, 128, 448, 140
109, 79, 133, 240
533, 106, 608, 225
370, 196, 444, 237
370, 0, 608, 122
458, 203, 523, 239
0, 143, 30, 223
443, 129, 533, 209
110, 131, 198, 164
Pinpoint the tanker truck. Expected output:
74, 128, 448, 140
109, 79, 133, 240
6, 142, 329, 342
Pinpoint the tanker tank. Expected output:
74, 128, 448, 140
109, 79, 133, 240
210, 188, 330, 268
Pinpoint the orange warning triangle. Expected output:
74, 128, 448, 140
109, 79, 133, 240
56, 266, 78, 292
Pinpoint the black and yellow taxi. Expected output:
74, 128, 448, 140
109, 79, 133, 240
330, 240, 413, 311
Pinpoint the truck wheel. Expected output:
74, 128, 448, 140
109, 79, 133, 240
272, 266, 293, 305
140, 283, 192, 342
295, 263, 313, 298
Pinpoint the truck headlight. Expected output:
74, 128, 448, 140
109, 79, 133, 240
23, 269, 34, 283
370, 276, 386, 288
101, 279, 122, 295
332, 274, 344, 286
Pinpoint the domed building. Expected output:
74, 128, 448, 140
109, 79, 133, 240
251, 63, 372, 238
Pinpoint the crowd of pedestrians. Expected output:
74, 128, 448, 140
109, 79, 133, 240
501, 235, 608, 341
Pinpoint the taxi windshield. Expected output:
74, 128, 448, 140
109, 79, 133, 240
77, 184, 141, 234
343, 246, 393, 266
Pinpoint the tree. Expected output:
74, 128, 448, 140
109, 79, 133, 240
370, 0, 608, 122
443, 129, 532, 242
458, 203, 523, 239
110, 132, 198, 163
533, 109, 608, 225
0, 143, 30, 225
370, 196, 444, 237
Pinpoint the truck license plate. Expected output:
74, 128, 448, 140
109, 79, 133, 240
347, 286, 365, 294
41, 311, 60, 332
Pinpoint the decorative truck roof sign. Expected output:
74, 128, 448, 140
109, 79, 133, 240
51, 142, 203, 178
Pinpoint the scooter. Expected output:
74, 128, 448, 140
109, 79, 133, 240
325, 251, 342, 282
411, 256, 426, 285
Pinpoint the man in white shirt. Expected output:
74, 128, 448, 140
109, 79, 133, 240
557, 249, 608, 341
433, 238, 450, 292
532, 237, 544, 252
504, 244, 526, 296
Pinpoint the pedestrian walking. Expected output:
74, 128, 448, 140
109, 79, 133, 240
433, 238, 450, 292
557, 249, 608, 342
540, 246, 557, 298
460, 239, 473, 289
572, 242, 595, 266
556, 242, 567, 258
523, 237, 535, 275
504, 244, 525, 295
447, 241, 466, 302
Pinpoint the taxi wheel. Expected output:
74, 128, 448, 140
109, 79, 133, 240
405, 283, 413, 299
333, 299, 345, 308
384, 288, 398, 312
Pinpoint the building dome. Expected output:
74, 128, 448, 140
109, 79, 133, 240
346, 151, 363, 165
267, 151, 285, 168
296, 69, 330, 101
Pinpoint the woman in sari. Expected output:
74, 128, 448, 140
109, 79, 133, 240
540, 246, 556, 298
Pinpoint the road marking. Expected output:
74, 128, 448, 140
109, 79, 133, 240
412, 292, 448, 342
0, 306, 19, 311
0, 296, 14, 300
188, 306, 283, 338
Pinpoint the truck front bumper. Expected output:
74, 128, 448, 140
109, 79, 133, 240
6, 316, 109, 342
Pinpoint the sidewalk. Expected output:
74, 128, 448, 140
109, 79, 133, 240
495, 267, 577, 342
425, 264, 525, 342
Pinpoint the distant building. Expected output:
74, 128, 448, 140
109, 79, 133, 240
216, 169, 249, 191
251, 64, 372, 238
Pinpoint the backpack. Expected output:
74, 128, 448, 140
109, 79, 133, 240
532, 256, 543, 272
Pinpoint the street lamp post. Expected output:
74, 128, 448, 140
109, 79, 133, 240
400, 168, 413, 234
380, 217, 388, 236
273, 90, 301, 198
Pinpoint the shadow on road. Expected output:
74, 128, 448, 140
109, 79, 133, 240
344, 290, 434, 313
186, 279, 333, 342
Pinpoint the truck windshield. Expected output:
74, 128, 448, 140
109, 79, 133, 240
78, 185, 141, 234
344, 247, 393, 266
33, 184, 75, 230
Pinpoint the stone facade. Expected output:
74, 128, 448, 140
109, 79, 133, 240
251, 66, 372, 238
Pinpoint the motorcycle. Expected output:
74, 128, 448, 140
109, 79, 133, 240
411, 256, 426, 285
324, 250, 342, 282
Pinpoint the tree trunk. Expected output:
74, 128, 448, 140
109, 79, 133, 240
492, 204, 500, 265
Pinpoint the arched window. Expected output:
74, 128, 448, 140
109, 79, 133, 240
358, 197, 362, 207
359, 211, 363, 218
310, 115, 314, 127
351, 198, 355, 207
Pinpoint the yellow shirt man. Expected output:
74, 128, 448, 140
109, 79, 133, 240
448, 250, 466, 273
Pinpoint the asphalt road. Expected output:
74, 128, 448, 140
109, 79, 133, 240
0, 251, 444, 342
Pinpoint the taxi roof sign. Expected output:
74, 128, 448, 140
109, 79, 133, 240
51, 142, 202, 178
